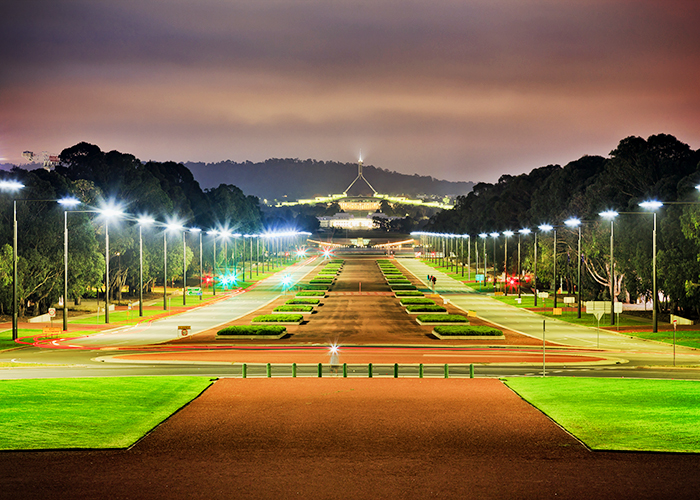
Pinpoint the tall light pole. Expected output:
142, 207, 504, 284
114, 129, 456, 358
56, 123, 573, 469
600, 211, 618, 325
489, 232, 499, 291
479, 233, 487, 282
165, 222, 183, 310
518, 228, 531, 299
2, 180, 25, 340
640, 201, 662, 333
207, 230, 218, 296
190, 228, 202, 301
564, 218, 582, 318
537, 225, 554, 307
98, 205, 124, 324
137, 216, 155, 317
503, 231, 514, 296
182, 227, 187, 306
58, 198, 81, 331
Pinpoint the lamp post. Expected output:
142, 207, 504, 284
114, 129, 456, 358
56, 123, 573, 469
137, 216, 154, 316
182, 228, 187, 306
207, 230, 218, 296
58, 198, 81, 330
599, 211, 618, 325
164, 222, 183, 310
2, 180, 25, 341
518, 228, 531, 299
489, 232, 499, 291
190, 228, 202, 301
564, 218, 582, 318
640, 201, 662, 333
479, 233, 487, 282
537, 225, 554, 307
98, 206, 124, 324
502, 231, 514, 296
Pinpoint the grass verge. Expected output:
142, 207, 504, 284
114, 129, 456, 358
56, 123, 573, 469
0, 377, 213, 450
504, 377, 700, 453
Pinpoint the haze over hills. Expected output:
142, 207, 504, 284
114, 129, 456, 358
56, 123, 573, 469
184, 159, 474, 201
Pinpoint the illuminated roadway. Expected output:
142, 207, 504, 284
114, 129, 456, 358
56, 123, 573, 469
1, 255, 699, 380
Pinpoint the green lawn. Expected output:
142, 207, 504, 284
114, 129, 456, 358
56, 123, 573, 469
0, 329, 42, 351
628, 330, 700, 350
505, 377, 700, 453
0, 377, 213, 450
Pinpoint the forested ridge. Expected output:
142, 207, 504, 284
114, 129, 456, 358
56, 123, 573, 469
184, 159, 474, 200
427, 134, 700, 318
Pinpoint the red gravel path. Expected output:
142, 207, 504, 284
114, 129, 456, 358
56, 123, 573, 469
1, 378, 699, 499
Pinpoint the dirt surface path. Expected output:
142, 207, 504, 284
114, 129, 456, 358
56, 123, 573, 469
2, 378, 699, 499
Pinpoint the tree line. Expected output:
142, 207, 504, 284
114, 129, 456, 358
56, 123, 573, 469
0, 142, 293, 317
426, 134, 700, 319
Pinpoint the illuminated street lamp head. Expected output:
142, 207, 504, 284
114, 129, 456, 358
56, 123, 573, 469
166, 221, 183, 232
138, 215, 155, 226
599, 210, 619, 219
58, 197, 80, 207
189, 227, 201, 234
329, 343, 339, 355
281, 274, 293, 287
295, 248, 307, 257
639, 201, 663, 210
503, 230, 514, 237
479, 233, 488, 239
98, 204, 124, 219
489, 232, 499, 238
206, 229, 219, 236
538, 224, 553, 232
519, 228, 531, 235
321, 247, 333, 259
564, 217, 581, 227
0, 180, 25, 192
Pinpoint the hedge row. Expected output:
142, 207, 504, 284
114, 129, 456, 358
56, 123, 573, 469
286, 298, 320, 305
434, 325, 503, 336
296, 291, 325, 297
406, 305, 447, 313
218, 325, 287, 336
273, 305, 314, 312
399, 298, 436, 305
416, 314, 468, 323
252, 314, 304, 323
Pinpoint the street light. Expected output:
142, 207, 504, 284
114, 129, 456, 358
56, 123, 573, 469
564, 218, 582, 318
537, 224, 555, 308
206, 229, 219, 296
137, 216, 155, 317
517, 228, 531, 299
190, 228, 203, 301
502, 231, 514, 296
2, 180, 25, 341
98, 204, 124, 324
489, 232, 499, 291
165, 221, 184, 311
640, 201, 662, 332
599, 211, 619, 325
58, 197, 81, 330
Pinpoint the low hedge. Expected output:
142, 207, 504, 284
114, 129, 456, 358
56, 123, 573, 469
400, 298, 436, 305
218, 325, 287, 336
434, 325, 503, 336
416, 314, 468, 323
296, 291, 325, 297
299, 284, 329, 290
274, 305, 314, 312
286, 298, 320, 305
252, 314, 304, 323
394, 290, 425, 297
391, 284, 417, 290
310, 280, 333, 284
406, 305, 447, 313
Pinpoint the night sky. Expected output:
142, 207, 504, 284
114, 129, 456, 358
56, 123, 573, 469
2, 0, 699, 182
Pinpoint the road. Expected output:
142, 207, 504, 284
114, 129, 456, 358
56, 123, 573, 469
1, 254, 699, 379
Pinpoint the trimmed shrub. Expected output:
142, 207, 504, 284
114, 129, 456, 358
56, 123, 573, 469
299, 284, 329, 290
296, 291, 325, 297
400, 298, 436, 305
434, 325, 503, 336
252, 314, 304, 323
218, 325, 287, 336
286, 298, 320, 305
274, 305, 314, 312
416, 314, 468, 323
391, 284, 417, 290
406, 305, 447, 313
394, 291, 425, 297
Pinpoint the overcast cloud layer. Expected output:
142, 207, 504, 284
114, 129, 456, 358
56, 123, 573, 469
1, 0, 699, 182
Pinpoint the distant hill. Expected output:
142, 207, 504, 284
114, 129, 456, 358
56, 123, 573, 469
184, 159, 473, 201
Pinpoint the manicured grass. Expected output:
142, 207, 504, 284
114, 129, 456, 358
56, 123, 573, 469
434, 325, 502, 336
273, 305, 314, 312
70, 308, 164, 325
504, 378, 700, 453
0, 329, 41, 351
416, 314, 467, 323
295, 291, 325, 297
624, 330, 700, 349
394, 291, 425, 297
406, 305, 447, 313
218, 325, 287, 336
0, 377, 212, 450
252, 314, 303, 323
286, 298, 320, 305
399, 298, 436, 305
